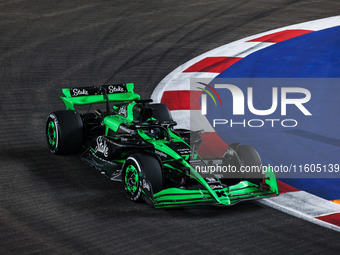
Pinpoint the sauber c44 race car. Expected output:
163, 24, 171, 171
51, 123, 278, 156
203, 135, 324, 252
46, 83, 279, 207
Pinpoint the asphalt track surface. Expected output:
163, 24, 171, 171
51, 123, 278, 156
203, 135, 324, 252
1, 1, 340, 254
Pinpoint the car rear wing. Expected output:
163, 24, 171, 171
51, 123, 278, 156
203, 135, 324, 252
61, 83, 140, 110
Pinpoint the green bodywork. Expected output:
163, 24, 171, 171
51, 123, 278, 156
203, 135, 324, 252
138, 125, 278, 207
103, 102, 137, 134
144, 131, 278, 207
61, 83, 279, 207
152, 171, 278, 208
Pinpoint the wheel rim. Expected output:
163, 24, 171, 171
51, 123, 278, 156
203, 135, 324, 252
125, 165, 139, 193
47, 120, 56, 148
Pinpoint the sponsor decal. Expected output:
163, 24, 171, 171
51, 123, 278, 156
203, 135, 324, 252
206, 177, 217, 183
119, 124, 133, 133
118, 105, 127, 117
70, 84, 127, 97
71, 88, 89, 97
176, 147, 192, 154
142, 179, 151, 191
209, 184, 224, 190
120, 137, 128, 142
108, 85, 125, 93
95, 136, 109, 157
49, 113, 57, 120
155, 150, 167, 158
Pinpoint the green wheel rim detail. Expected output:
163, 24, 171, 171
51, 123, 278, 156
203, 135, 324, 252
47, 121, 56, 147
125, 165, 139, 193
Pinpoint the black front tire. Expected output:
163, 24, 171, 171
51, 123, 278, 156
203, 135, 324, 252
237, 145, 263, 185
46, 110, 83, 154
122, 153, 163, 202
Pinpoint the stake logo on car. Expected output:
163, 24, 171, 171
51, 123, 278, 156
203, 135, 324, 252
95, 136, 109, 157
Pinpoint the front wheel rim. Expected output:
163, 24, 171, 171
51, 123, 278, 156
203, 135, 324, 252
125, 165, 139, 193
47, 120, 56, 148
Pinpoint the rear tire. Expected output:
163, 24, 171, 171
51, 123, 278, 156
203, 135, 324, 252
122, 153, 163, 202
46, 111, 83, 154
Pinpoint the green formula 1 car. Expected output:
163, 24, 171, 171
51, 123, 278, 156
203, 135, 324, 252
46, 83, 279, 207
